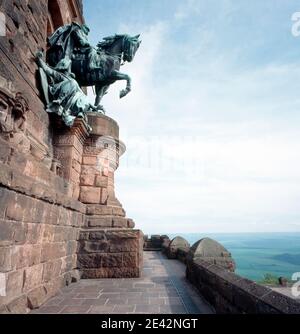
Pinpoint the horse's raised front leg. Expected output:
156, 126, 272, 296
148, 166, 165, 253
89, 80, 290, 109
111, 70, 132, 99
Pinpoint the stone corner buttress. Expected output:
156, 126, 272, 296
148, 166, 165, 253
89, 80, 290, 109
53, 113, 144, 278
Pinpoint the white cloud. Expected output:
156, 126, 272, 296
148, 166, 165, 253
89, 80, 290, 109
174, 0, 236, 22
87, 4, 300, 234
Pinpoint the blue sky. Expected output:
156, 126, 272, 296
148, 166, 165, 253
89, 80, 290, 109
84, 0, 300, 234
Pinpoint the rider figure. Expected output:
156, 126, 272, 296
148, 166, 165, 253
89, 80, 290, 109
73, 24, 98, 71
48, 22, 97, 71
36, 51, 98, 127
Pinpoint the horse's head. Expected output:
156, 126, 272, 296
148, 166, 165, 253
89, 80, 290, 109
122, 34, 141, 62
97, 34, 141, 63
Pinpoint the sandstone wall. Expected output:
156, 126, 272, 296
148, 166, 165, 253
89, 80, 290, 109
0, 0, 51, 158
0, 0, 143, 313
0, 135, 85, 313
0, 0, 84, 313
0, 0, 78, 313
76, 114, 143, 279
0, 0, 84, 159
78, 229, 143, 279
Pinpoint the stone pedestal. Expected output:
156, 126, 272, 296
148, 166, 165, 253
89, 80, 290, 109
79, 114, 126, 218
77, 113, 143, 278
53, 119, 90, 199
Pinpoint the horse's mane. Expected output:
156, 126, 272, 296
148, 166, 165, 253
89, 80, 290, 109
97, 34, 126, 50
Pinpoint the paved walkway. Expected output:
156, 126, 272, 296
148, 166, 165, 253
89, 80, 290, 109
31, 251, 214, 314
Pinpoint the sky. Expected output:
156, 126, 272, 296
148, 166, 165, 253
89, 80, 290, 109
84, 0, 300, 234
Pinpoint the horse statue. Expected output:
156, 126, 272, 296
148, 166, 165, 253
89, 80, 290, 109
46, 23, 141, 112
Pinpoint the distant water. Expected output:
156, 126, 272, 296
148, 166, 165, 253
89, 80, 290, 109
168, 233, 300, 282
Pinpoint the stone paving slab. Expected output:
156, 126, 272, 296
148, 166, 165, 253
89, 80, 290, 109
31, 251, 214, 314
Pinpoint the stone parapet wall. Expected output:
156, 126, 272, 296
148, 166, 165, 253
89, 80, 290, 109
144, 235, 170, 251
186, 258, 300, 314
176, 247, 189, 264
162, 235, 300, 314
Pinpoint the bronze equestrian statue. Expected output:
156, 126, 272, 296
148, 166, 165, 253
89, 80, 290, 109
37, 22, 141, 127
47, 22, 141, 111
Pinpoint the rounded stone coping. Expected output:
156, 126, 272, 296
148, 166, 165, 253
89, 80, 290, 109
169, 236, 190, 250
87, 112, 119, 139
189, 237, 232, 259
91, 135, 126, 157
188, 238, 236, 272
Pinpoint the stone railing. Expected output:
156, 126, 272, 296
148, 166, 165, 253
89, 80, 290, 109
176, 247, 189, 264
186, 258, 300, 314
143, 235, 170, 251
163, 235, 300, 314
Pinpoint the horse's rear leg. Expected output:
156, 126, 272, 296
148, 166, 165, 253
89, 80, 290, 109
95, 84, 109, 113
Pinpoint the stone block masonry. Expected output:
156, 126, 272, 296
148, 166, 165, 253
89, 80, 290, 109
186, 258, 300, 314
0, 176, 84, 313
161, 234, 300, 314
0, 127, 86, 314
76, 113, 143, 279
78, 229, 143, 278
0, 0, 143, 314
0, 111, 143, 313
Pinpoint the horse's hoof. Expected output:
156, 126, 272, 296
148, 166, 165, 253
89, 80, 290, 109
120, 90, 127, 98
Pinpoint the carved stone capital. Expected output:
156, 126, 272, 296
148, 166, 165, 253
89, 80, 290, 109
53, 118, 91, 147
0, 89, 33, 154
